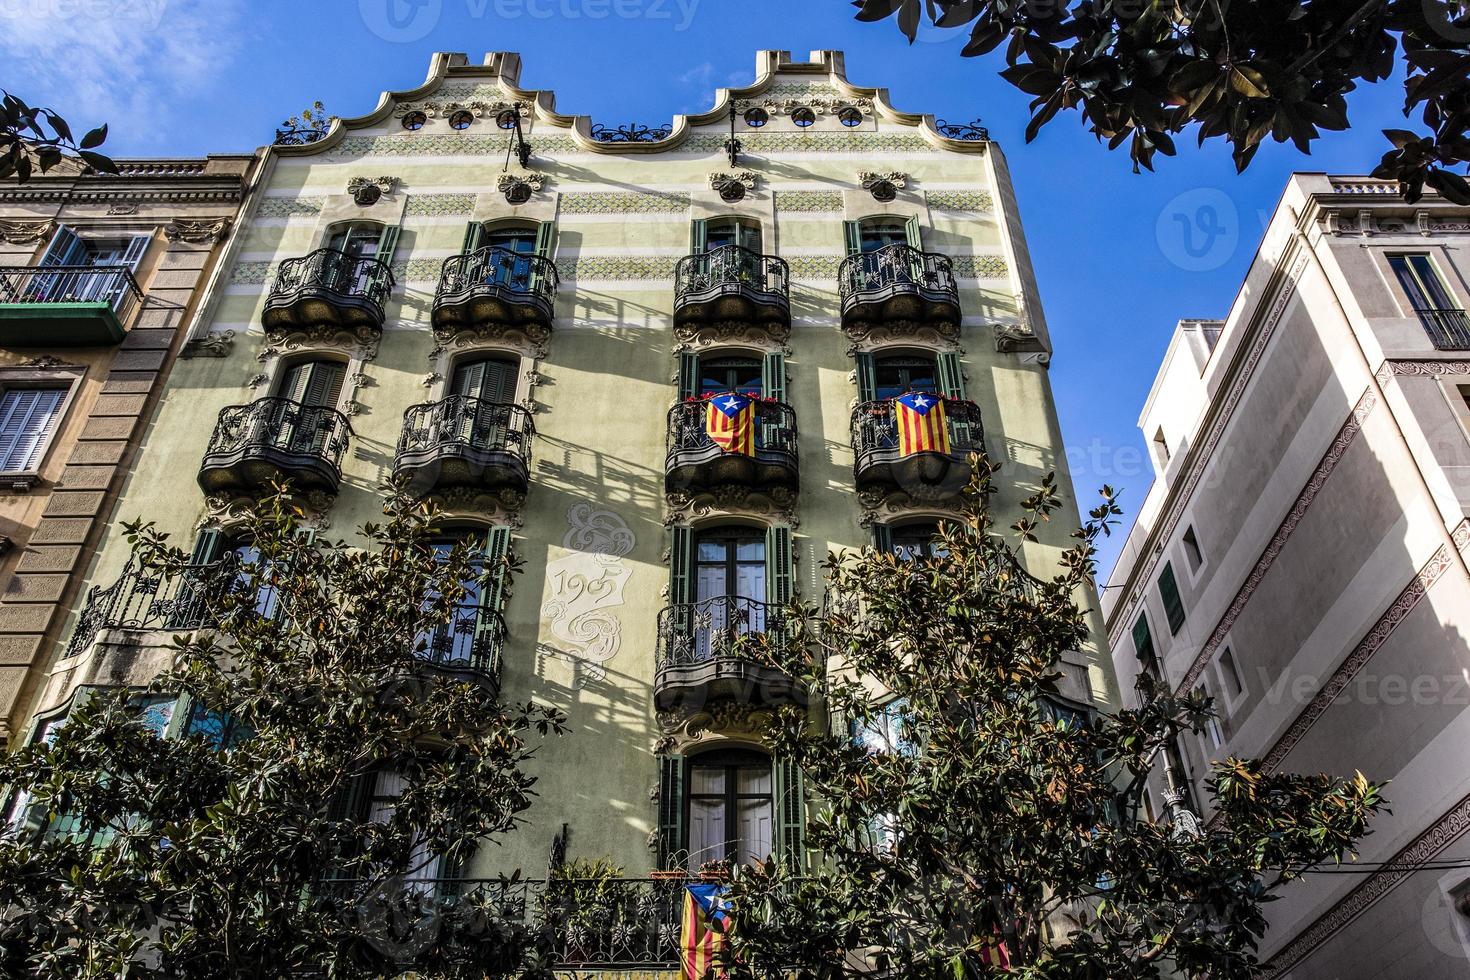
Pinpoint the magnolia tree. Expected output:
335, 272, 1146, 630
853, 0, 1470, 203
724, 457, 1385, 979
0, 493, 565, 979
1, 90, 115, 183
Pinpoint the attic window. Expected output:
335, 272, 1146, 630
401, 111, 426, 131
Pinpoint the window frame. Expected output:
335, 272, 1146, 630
683, 747, 775, 867
1387, 251, 1462, 314
0, 363, 84, 488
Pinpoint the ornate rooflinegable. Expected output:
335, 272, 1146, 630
272, 49, 993, 160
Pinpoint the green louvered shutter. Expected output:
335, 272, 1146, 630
534, 220, 556, 258
761, 351, 786, 404
677, 351, 700, 401
324, 771, 373, 880
371, 224, 400, 296
689, 219, 708, 254
871, 522, 894, 554
189, 529, 226, 566
937, 352, 966, 400
855, 352, 877, 405
903, 214, 922, 249
658, 755, 687, 869
460, 221, 484, 254
766, 524, 794, 606
669, 525, 695, 605
843, 220, 862, 256
484, 525, 514, 615
773, 756, 806, 871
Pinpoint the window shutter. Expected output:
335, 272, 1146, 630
460, 221, 484, 254
871, 522, 894, 554
689, 219, 708, 254
773, 756, 806, 871
669, 525, 695, 605
119, 235, 151, 271
937, 352, 966, 400
0, 389, 65, 472
452, 359, 486, 399
484, 525, 514, 614
677, 351, 700, 402
534, 221, 557, 258
903, 214, 923, 249
1158, 563, 1186, 634
855, 352, 877, 404
301, 361, 346, 409
189, 529, 226, 566
761, 351, 787, 404
370, 224, 401, 295
766, 523, 794, 606
37, 225, 86, 267
1132, 613, 1155, 664
658, 754, 687, 869
843, 220, 862, 256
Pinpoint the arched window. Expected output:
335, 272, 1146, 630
872, 353, 939, 400
451, 355, 518, 404
687, 747, 774, 866
889, 520, 950, 561
698, 355, 762, 398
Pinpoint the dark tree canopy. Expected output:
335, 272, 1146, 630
722, 457, 1385, 978
0, 91, 115, 183
853, 0, 1470, 203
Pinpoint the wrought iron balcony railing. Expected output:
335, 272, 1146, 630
433, 246, 558, 333
1415, 308, 1470, 350
664, 397, 798, 493
416, 603, 507, 685
64, 558, 239, 657
837, 244, 960, 333
850, 397, 985, 470
395, 398, 534, 484
655, 596, 805, 707
197, 397, 351, 495
0, 265, 144, 319
658, 595, 787, 670
265, 248, 394, 324
674, 244, 790, 312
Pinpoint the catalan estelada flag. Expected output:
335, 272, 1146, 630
980, 933, 1012, 969
705, 392, 756, 456
680, 881, 730, 979
894, 391, 951, 457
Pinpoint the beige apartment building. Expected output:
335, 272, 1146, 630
0, 156, 255, 742
14, 49, 1116, 973
1105, 174, 1470, 978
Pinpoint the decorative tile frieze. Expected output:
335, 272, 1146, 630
555, 256, 672, 281
403, 193, 476, 216
229, 262, 274, 285
333, 131, 942, 159
558, 191, 691, 214
773, 191, 843, 213
785, 256, 842, 279
255, 197, 324, 218
927, 190, 995, 212
951, 255, 1007, 279
391, 257, 445, 281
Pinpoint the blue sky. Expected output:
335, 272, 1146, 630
1, 0, 1417, 574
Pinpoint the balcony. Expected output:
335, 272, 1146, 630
673, 245, 790, 341
1416, 308, 1470, 350
197, 397, 351, 497
654, 595, 805, 711
850, 397, 985, 497
260, 248, 394, 336
432, 247, 557, 341
416, 602, 506, 693
837, 244, 960, 339
394, 398, 534, 499
665, 397, 798, 495
0, 265, 143, 345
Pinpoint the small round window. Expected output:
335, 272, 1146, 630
838, 106, 863, 128
448, 110, 474, 131
791, 106, 816, 128
744, 107, 769, 128
496, 109, 519, 130
401, 110, 427, 131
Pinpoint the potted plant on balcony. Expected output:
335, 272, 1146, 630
540, 856, 625, 964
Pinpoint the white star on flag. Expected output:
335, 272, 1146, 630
721, 397, 740, 411
912, 395, 931, 408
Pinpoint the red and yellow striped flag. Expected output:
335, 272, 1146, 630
894, 391, 951, 456
680, 882, 729, 979
705, 392, 756, 456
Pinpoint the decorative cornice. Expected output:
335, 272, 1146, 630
433, 322, 550, 361
332, 131, 946, 159
19, 355, 83, 370
1172, 387, 1379, 695
164, 217, 232, 245
655, 699, 776, 756
422, 487, 527, 529
0, 218, 54, 245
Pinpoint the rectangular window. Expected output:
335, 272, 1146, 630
1132, 611, 1159, 679
1218, 646, 1245, 699
0, 387, 66, 473
1152, 427, 1170, 466
1196, 684, 1224, 750
1158, 563, 1186, 635
1389, 253, 1470, 349
1182, 525, 1204, 573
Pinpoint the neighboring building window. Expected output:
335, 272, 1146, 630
1158, 562, 1186, 635
686, 748, 774, 867
1196, 684, 1224, 750
1389, 253, 1469, 348
1152, 427, 1170, 466
1132, 612, 1160, 680
1218, 646, 1245, 700
0, 387, 66, 473
1182, 525, 1204, 573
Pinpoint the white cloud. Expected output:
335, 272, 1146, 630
0, 0, 246, 151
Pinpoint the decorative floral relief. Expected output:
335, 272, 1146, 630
404, 193, 476, 216
559, 191, 691, 214
537, 503, 635, 690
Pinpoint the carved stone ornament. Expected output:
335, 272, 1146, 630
164, 217, 232, 245
656, 699, 776, 754
496, 171, 544, 205
860, 171, 909, 203
397, 99, 521, 121
843, 318, 959, 350
536, 502, 635, 689
0, 218, 54, 245
181, 330, 235, 359
20, 355, 81, 370
708, 170, 758, 203
994, 322, 1047, 355
665, 485, 799, 529
262, 323, 380, 361
757, 97, 872, 117
425, 487, 527, 528
432, 322, 549, 361
673, 317, 790, 349
856, 487, 965, 528
347, 176, 398, 207
107, 203, 139, 216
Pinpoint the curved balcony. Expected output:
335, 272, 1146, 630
665, 397, 798, 495
261, 248, 393, 335
394, 398, 534, 498
64, 558, 233, 657
432, 247, 557, 340
197, 397, 351, 497
654, 596, 805, 711
417, 603, 506, 693
850, 397, 984, 498
837, 244, 960, 337
673, 245, 790, 340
